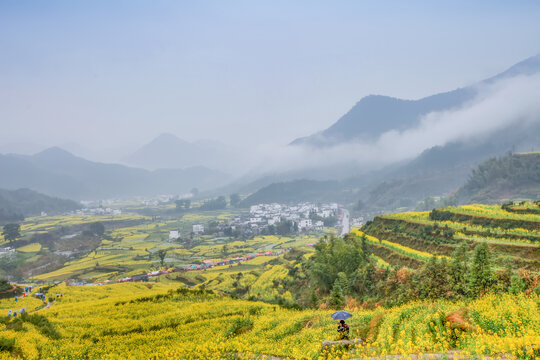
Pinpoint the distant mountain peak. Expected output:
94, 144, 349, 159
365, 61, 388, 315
291, 54, 540, 147
34, 146, 77, 159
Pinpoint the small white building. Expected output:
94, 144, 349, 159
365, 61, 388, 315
169, 230, 179, 241
314, 221, 324, 230
298, 219, 312, 230
193, 224, 204, 234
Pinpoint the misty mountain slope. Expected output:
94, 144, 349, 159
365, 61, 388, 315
238, 179, 344, 207
292, 54, 540, 146
238, 119, 540, 212
124, 133, 239, 171
0, 188, 81, 224
291, 89, 476, 145
0, 148, 230, 200
363, 119, 540, 210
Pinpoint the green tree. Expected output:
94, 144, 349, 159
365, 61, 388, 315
157, 249, 168, 268
310, 289, 318, 308
351, 262, 376, 298
230, 193, 241, 207
360, 235, 371, 261
200, 196, 227, 211
418, 256, 451, 299
469, 243, 495, 296
222, 244, 229, 256
88, 222, 105, 237
308, 236, 367, 293
329, 279, 345, 309
450, 243, 469, 297
175, 199, 191, 210
2, 223, 21, 244
336, 272, 349, 295
508, 275, 525, 295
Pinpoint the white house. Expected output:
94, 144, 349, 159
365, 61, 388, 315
314, 221, 324, 230
193, 224, 204, 234
298, 219, 312, 230
168, 230, 179, 241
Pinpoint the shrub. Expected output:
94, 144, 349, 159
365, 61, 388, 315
0, 337, 15, 353
225, 317, 254, 337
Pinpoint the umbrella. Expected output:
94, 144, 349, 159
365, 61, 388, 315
331, 310, 352, 320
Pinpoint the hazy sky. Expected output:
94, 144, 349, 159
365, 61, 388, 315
1, 0, 540, 160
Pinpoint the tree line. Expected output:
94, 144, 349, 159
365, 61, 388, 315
287, 235, 537, 309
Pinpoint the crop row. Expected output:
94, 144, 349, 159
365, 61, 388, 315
351, 229, 442, 261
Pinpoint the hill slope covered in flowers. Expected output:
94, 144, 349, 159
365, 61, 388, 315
0, 283, 538, 359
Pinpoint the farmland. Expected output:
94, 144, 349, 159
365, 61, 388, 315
0, 283, 538, 359
0, 206, 328, 284
359, 202, 540, 270
1, 202, 539, 359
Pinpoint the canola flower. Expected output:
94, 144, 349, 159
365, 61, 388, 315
351, 230, 447, 261
0, 283, 537, 360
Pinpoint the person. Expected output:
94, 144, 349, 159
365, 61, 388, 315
337, 319, 350, 340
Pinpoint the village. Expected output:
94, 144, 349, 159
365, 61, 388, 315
186, 202, 342, 239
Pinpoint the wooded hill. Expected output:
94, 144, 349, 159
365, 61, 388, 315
0, 188, 80, 225
455, 152, 540, 204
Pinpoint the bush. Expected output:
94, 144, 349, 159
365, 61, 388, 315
225, 317, 254, 337
0, 337, 15, 353
20, 313, 61, 339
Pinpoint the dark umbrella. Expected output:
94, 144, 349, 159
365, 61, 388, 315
331, 310, 352, 320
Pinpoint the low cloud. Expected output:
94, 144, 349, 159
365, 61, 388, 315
248, 73, 540, 175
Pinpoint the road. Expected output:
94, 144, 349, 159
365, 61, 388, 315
340, 208, 350, 236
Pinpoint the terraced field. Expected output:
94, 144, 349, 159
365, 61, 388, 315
2, 209, 325, 283
359, 202, 540, 270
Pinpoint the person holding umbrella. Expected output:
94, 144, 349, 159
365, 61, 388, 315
331, 310, 351, 340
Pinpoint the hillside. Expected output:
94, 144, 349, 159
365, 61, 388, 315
239, 179, 342, 207
0, 188, 80, 225
292, 54, 540, 146
0, 147, 230, 200
455, 152, 540, 204
360, 203, 540, 271
0, 283, 538, 359
240, 120, 540, 214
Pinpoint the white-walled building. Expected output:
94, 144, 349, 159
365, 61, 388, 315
298, 219, 312, 230
168, 230, 179, 241
193, 224, 204, 234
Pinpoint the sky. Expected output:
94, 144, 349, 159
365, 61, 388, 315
1, 0, 540, 162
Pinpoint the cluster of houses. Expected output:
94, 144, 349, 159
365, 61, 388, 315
70, 207, 122, 216
165, 202, 340, 241
0, 247, 15, 258
246, 202, 338, 231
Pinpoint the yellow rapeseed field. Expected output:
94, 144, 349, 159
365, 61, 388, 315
0, 283, 537, 359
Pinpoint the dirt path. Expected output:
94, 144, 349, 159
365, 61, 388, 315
43, 300, 54, 309
34, 300, 54, 312
0, 285, 18, 294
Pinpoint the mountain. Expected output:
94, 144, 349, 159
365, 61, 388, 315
124, 133, 239, 171
291, 54, 540, 146
0, 188, 81, 225
0, 147, 230, 200
364, 118, 540, 210
239, 179, 342, 207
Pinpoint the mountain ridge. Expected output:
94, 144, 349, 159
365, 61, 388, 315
0, 147, 230, 200
291, 54, 540, 146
